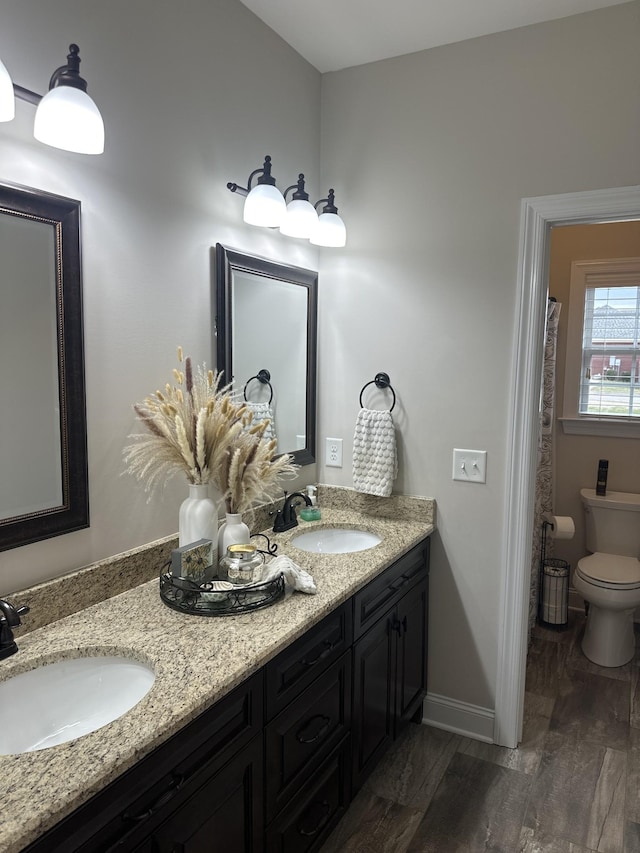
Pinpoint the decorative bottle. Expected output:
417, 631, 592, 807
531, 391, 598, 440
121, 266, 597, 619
218, 512, 251, 560
179, 484, 219, 573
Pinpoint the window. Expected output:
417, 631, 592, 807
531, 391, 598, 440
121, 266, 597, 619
561, 258, 640, 437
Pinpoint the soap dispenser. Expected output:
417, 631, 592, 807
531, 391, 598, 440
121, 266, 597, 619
299, 485, 321, 521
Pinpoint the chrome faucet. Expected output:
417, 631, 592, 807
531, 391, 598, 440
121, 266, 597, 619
0, 598, 30, 660
272, 491, 312, 533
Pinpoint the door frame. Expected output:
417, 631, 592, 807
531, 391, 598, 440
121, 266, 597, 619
494, 184, 640, 748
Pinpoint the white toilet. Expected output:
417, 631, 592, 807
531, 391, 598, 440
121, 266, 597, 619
573, 488, 640, 667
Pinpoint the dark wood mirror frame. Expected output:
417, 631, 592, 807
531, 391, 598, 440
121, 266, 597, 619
214, 244, 318, 466
0, 182, 89, 551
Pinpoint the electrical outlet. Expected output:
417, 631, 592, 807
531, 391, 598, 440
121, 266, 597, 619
326, 437, 343, 468
452, 448, 487, 483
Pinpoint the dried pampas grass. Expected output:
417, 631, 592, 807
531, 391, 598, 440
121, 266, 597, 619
124, 347, 297, 512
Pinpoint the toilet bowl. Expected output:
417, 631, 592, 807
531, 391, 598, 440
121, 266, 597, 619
575, 489, 640, 668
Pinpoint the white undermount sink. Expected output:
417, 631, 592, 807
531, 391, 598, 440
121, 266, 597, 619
292, 527, 382, 554
0, 655, 155, 755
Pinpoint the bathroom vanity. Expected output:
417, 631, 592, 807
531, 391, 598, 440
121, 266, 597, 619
2, 494, 434, 853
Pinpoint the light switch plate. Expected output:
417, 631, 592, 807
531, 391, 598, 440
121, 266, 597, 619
452, 449, 487, 483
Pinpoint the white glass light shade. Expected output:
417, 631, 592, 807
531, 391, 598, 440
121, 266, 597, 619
243, 184, 286, 227
34, 86, 104, 154
279, 198, 319, 238
0, 58, 15, 122
310, 212, 347, 248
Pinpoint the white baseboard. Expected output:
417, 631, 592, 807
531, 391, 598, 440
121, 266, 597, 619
421, 692, 495, 743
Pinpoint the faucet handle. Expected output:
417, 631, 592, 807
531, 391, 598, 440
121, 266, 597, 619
0, 599, 29, 627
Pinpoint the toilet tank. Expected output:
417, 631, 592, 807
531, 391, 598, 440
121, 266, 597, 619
580, 488, 640, 557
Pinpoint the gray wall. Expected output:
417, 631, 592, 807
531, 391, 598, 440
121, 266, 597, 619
0, 0, 320, 592
318, 2, 640, 711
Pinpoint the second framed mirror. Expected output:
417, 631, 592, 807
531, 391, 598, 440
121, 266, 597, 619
214, 244, 318, 466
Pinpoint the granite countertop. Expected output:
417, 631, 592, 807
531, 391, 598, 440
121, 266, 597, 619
1, 490, 434, 853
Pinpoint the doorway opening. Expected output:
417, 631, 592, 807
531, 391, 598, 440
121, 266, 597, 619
494, 185, 640, 749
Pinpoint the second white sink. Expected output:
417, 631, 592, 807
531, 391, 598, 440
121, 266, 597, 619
0, 655, 155, 755
292, 528, 382, 554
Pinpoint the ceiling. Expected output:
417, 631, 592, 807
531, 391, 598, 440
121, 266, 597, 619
238, 0, 631, 72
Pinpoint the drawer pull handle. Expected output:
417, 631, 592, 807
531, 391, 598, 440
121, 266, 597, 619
296, 714, 332, 744
301, 639, 336, 668
122, 773, 185, 822
402, 615, 408, 634
297, 800, 332, 836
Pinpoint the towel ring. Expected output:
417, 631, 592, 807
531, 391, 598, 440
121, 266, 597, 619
244, 368, 273, 404
359, 372, 396, 412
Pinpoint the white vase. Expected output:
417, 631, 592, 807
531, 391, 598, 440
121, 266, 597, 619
178, 484, 219, 572
218, 512, 251, 560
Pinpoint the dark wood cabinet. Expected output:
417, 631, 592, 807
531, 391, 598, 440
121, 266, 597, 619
24, 672, 264, 853
22, 537, 429, 853
265, 738, 350, 853
351, 539, 429, 792
265, 651, 352, 822
145, 734, 263, 853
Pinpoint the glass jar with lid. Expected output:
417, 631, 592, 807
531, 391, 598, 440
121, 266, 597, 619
219, 543, 264, 585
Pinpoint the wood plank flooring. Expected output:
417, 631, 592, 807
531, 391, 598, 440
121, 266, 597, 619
320, 611, 640, 852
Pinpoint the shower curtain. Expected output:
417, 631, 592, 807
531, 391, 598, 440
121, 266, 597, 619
528, 299, 562, 640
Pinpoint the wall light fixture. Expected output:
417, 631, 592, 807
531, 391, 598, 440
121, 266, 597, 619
279, 174, 318, 239
226, 155, 286, 228
0, 44, 104, 155
227, 155, 346, 247
310, 190, 347, 248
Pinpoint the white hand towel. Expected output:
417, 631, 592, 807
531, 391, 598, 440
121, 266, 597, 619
259, 555, 317, 595
352, 408, 397, 497
245, 400, 277, 448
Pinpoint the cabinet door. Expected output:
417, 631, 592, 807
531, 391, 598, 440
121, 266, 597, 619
149, 734, 263, 853
351, 613, 394, 793
394, 578, 428, 736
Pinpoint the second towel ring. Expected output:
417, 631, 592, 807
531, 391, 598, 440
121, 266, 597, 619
359, 372, 396, 412
244, 368, 273, 404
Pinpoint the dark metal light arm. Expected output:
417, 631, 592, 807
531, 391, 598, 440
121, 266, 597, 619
227, 155, 277, 198
48, 44, 88, 92
314, 188, 339, 214
13, 84, 41, 106
12, 45, 90, 107
283, 174, 310, 202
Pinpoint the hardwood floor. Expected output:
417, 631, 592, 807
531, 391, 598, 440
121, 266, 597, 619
320, 610, 640, 852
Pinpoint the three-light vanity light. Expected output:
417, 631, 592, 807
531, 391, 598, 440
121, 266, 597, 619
227, 155, 347, 248
0, 44, 104, 155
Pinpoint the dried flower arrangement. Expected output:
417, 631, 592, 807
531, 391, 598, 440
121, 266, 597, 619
124, 347, 297, 513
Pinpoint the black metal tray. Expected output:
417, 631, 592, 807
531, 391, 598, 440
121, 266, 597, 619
159, 570, 285, 616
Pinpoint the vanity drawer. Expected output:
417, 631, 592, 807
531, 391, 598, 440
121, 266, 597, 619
265, 651, 351, 822
353, 538, 429, 640
266, 603, 352, 719
265, 736, 350, 853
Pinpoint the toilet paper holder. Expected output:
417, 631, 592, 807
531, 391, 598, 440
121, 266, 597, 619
538, 518, 570, 630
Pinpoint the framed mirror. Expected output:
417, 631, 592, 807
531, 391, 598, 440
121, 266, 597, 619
0, 182, 89, 551
214, 244, 318, 466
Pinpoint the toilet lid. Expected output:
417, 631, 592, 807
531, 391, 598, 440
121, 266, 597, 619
577, 552, 640, 588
